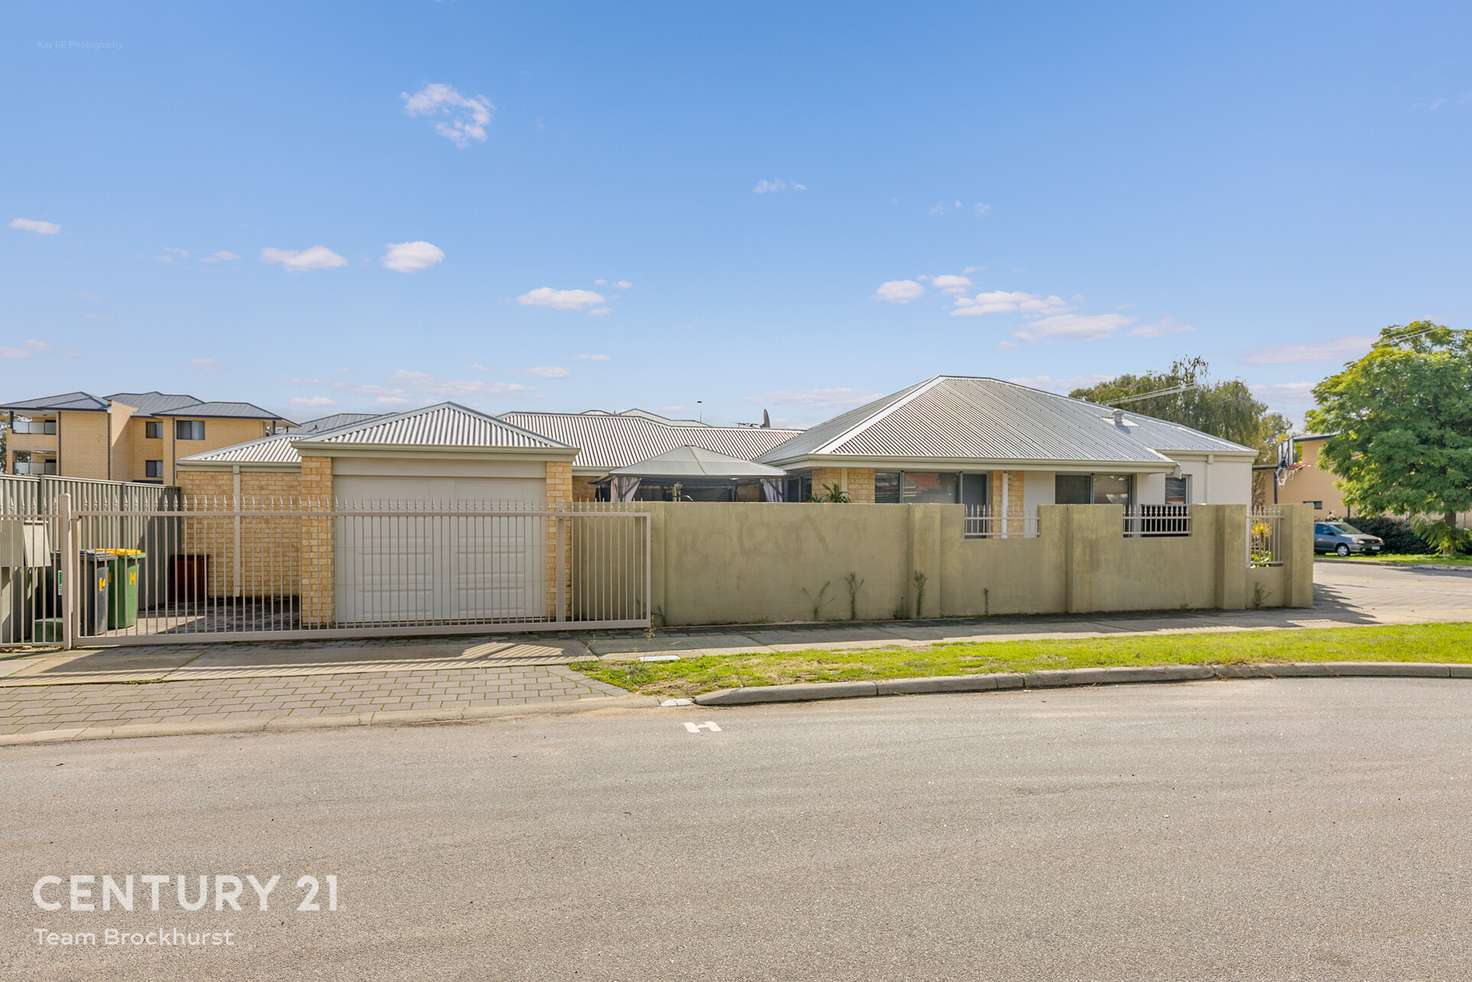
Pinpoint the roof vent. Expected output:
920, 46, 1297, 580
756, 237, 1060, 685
1112, 408, 1126, 428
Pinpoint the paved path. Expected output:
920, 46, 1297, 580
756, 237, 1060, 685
5, 679, 1471, 980
0, 665, 626, 738
0, 561, 1465, 744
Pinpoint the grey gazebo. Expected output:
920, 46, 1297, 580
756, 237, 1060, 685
604, 446, 789, 502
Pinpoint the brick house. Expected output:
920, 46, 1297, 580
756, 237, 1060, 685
1, 390, 291, 484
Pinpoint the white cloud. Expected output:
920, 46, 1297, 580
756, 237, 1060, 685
1244, 336, 1373, 365
159, 247, 190, 263
1130, 316, 1197, 338
1006, 373, 1110, 393
529, 366, 569, 379
753, 179, 807, 194
381, 240, 445, 273
588, 307, 612, 317
1013, 312, 1132, 342
950, 290, 1068, 316
874, 279, 925, 303
290, 395, 336, 408
615, 279, 633, 290
190, 356, 219, 370
392, 369, 432, 383
517, 287, 607, 312
578, 353, 611, 361
261, 245, 348, 272
201, 250, 239, 263
288, 376, 323, 385
0, 339, 48, 359
1251, 381, 1316, 403
401, 82, 494, 147
9, 217, 61, 236
927, 201, 989, 218
929, 274, 972, 295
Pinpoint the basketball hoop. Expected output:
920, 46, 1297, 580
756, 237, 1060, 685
1275, 462, 1304, 487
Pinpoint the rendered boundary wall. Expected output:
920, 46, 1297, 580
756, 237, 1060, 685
618, 502, 1312, 627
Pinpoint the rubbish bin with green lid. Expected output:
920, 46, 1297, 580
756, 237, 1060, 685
96, 549, 146, 629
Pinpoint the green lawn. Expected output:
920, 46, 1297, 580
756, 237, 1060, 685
1319, 553, 1472, 567
573, 622, 1472, 698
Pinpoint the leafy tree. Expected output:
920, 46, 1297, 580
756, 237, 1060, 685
1069, 356, 1289, 463
1307, 322, 1472, 555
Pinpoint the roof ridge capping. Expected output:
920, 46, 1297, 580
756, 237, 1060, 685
971, 376, 1257, 454
294, 400, 575, 450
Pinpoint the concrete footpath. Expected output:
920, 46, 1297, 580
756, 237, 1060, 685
0, 561, 1467, 746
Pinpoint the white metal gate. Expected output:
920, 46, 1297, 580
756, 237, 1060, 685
0, 494, 650, 648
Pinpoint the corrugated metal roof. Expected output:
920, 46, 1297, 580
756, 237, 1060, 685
301, 402, 571, 450
291, 412, 387, 434
0, 391, 109, 412
759, 376, 1254, 465
158, 400, 287, 420
179, 433, 303, 465
608, 445, 788, 478
500, 411, 803, 470
106, 391, 201, 415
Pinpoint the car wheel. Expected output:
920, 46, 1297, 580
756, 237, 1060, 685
1336, 544, 1350, 556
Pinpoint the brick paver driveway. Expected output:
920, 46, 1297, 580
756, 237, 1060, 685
0, 665, 626, 738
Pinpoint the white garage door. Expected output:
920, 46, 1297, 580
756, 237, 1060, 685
333, 475, 545, 625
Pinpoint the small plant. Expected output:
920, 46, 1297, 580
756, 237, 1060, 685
1251, 583, 1268, 609
811, 483, 850, 503
844, 572, 865, 620
912, 569, 928, 618
801, 581, 832, 621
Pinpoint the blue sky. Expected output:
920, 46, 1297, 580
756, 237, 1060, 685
5, 1, 1470, 428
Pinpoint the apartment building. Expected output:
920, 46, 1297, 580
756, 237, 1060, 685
2, 390, 292, 484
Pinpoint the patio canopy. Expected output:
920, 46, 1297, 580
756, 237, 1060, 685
607, 445, 788, 479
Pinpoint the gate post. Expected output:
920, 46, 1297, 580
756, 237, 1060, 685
555, 514, 566, 623
57, 493, 74, 650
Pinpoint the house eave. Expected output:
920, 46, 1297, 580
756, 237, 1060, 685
774, 453, 1180, 473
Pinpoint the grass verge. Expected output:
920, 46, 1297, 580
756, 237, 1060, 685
1319, 553, 1472, 567
572, 622, 1472, 698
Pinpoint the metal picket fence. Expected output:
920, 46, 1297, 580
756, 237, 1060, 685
0, 494, 652, 647
1123, 504, 1192, 537
1249, 508, 1284, 566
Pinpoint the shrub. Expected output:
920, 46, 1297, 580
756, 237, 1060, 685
1349, 516, 1431, 554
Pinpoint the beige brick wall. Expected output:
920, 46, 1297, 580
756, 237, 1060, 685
545, 460, 573, 618
58, 411, 111, 479
299, 458, 334, 625
987, 470, 1027, 535
177, 468, 306, 599
572, 476, 600, 502
128, 418, 166, 483
165, 417, 275, 484
809, 467, 876, 503
107, 403, 136, 480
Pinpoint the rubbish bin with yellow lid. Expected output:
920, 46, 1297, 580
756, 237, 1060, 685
95, 549, 146, 629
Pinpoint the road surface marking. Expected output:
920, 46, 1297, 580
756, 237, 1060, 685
684, 721, 721, 733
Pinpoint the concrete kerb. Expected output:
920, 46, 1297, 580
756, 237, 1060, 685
692, 662, 1471, 706
0, 694, 660, 749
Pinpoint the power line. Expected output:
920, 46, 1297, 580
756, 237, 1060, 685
1106, 382, 1201, 406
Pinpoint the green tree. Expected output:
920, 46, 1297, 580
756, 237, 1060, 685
1069, 356, 1289, 463
1307, 322, 1472, 555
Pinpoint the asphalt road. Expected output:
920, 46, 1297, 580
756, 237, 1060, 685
5, 678, 1472, 981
